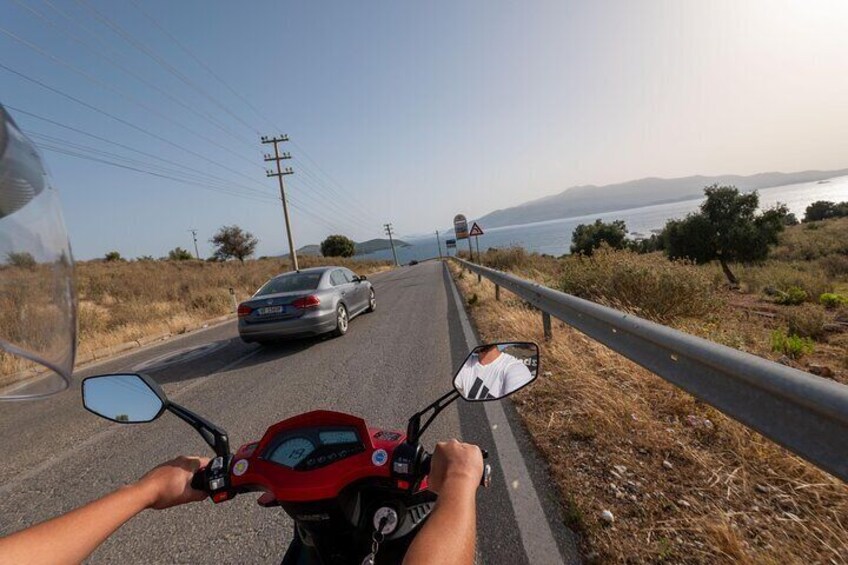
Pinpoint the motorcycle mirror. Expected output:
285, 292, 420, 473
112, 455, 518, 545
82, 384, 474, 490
453, 342, 539, 402
82, 373, 166, 423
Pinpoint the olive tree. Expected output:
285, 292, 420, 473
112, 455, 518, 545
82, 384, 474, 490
663, 185, 788, 286
210, 225, 258, 263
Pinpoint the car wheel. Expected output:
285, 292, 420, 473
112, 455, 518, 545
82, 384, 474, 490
366, 288, 376, 313
332, 304, 349, 337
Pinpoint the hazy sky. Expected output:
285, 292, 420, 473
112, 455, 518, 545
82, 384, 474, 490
3, 0, 847, 258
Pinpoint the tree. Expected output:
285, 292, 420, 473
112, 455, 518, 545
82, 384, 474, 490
104, 251, 123, 262
804, 201, 836, 222
664, 185, 787, 286
167, 247, 194, 261
321, 234, 356, 257
6, 251, 36, 268
803, 200, 848, 222
210, 225, 258, 263
570, 219, 627, 256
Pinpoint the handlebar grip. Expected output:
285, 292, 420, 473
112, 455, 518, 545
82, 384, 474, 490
191, 468, 207, 492
419, 448, 490, 487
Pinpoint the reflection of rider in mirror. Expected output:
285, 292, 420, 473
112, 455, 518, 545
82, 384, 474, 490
454, 345, 534, 400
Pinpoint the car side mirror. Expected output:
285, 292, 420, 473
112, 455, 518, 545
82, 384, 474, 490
354, 275, 366, 282
453, 342, 539, 401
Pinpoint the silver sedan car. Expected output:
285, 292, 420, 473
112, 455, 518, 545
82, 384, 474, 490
238, 266, 375, 344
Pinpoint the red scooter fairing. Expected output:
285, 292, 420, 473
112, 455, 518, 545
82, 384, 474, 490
79, 341, 540, 564
227, 410, 426, 503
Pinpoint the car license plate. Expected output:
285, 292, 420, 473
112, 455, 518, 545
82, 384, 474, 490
259, 306, 284, 315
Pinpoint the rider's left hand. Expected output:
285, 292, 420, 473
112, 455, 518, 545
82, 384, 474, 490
135, 456, 210, 510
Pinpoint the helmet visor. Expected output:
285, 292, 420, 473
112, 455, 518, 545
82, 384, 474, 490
0, 106, 77, 400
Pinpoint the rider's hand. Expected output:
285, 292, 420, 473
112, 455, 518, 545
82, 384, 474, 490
135, 456, 209, 510
428, 439, 483, 495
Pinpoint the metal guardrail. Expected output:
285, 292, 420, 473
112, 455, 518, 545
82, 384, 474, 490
452, 258, 848, 483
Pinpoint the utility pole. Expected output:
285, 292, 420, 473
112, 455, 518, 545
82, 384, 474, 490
435, 230, 443, 260
188, 228, 200, 260
383, 223, 399, 267
261, 135, 298, 272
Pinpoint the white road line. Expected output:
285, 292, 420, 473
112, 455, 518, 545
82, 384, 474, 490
0, 347, 262, 496
447, 268, 566, 565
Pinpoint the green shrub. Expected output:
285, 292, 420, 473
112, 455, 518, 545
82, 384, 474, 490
774, 286, 808, 305
559, 246, 720, 322
770, 330, 814, 359
784, 304, 827, 340
820, 293, 848, 309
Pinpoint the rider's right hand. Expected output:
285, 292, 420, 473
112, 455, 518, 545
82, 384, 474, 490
135, 456, 210, 510
427, 440, 483, 495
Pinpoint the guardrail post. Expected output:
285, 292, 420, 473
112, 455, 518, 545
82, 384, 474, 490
495, 284, 501, 301
542, 311, 552, 341
477, 273, 482, 283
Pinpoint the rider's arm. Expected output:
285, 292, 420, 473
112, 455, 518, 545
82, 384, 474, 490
0, 456, 207, 565
403, 440, 483, 565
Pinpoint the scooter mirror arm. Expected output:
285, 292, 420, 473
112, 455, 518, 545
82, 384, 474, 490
406, 389, 460, 445
167, 402, 231, 458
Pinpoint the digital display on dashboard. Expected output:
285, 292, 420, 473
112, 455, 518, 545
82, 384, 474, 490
265, 427, 363, 470
319, 430, 358, 445
267, 437, 315, 467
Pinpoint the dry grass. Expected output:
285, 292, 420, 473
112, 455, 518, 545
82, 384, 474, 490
449, 255, 848, 563
1, 256, 390, 384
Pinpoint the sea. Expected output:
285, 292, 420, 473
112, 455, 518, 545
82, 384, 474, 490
358, 175, 848, 264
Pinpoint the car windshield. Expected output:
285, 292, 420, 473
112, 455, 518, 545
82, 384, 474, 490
256, 273, 322, 296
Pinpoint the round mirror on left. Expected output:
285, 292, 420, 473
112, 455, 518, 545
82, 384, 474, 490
82, 373, 164, 423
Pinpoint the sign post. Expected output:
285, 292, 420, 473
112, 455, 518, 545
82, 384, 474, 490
469, 222, 484, 263
454, 214, 473, 260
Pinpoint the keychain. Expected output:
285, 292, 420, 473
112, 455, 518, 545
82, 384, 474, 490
361, 516, 389, 565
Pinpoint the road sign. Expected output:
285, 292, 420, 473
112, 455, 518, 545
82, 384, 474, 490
446, 239, 456, 248
453, 214, 469, 240
469, 222, 484, 236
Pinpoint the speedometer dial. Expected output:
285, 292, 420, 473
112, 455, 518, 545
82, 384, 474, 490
268, 437, 315, 468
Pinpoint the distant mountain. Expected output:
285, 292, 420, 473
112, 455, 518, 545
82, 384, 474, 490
475, 169, 848, 229
354, 238, 409, 254
283, 238, 409, 258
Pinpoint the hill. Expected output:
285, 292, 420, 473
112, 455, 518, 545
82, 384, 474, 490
283, 238, 409, 258
476, 169, 848, 229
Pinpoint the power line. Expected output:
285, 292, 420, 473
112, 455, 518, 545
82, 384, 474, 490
0, 23, 261, 168
9, 0, 258, 150
74, 0, 258, 135
0, 63, 268, 189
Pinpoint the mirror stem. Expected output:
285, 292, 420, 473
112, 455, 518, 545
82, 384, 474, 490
406, 389, 460, 445
167, 402, 230, 458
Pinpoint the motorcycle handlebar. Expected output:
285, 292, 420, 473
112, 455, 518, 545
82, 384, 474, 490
419, 448, 491, 488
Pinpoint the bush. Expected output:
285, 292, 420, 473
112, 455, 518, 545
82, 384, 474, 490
5, 251, 36, 268
570, 219, 627, 256
770, 329, 814, 359
168, 247, 194, 261
104, 251, 123, 262
735, 261, 832, 300
820, 293, 848, 309
784, 304, 827, 340
817, 254, 848, 278
559, 246, 720, 322
774, 286, 808, 305
321, 234, 356, 258
481, 246, 530, 271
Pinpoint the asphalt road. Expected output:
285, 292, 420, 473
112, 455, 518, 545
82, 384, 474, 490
0, 261, 578, 564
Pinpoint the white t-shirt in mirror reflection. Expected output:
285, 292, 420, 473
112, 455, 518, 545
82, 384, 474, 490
454, 352, 534, 400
